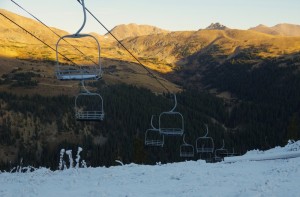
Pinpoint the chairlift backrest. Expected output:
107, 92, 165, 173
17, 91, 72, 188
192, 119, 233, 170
214, 140, 228, 162
180, 134, 194, 158
159, 94, 184, 136
145, 115, 164, 147
75, 81, 104, 121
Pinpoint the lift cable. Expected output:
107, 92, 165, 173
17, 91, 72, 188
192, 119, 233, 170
77, 0, 171, 93
10, 0, 98, 67
0, 12, 79, 66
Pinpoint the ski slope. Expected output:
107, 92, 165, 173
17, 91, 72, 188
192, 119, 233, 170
0, 141, 300, 197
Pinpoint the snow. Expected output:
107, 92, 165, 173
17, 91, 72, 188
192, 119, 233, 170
1, 141, 300, 197
225, 140, 300, 163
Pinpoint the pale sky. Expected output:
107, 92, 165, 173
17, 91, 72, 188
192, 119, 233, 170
1, 0, 299, 35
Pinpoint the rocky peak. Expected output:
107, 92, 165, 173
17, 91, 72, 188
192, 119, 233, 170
205, 23, 228, 30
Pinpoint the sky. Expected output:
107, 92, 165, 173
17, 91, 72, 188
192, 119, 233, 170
1, 0, 300, 35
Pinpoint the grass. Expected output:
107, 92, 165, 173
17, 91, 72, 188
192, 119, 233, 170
0, 57, 180, 96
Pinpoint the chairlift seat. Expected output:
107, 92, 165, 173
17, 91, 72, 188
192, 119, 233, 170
145, 128, 164, 147
159, 111, 184, 136
55, 33, 102, 81
76, 110, 104, 121
196, 137, 214, 154
56, 68, 100, 80
180, 134, 194, 158
180, 144, 195, 157
75, 92, 104, 121
160, 128, 184, 136
195, 125, 214, 154
196, 147, 214, 153
214, 140, 228, 162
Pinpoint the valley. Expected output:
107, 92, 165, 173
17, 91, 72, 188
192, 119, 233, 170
0, 8, 300, 169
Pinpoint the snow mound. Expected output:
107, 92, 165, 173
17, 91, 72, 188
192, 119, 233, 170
225, 140, 300, 163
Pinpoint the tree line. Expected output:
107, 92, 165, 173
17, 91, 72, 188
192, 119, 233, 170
0, 79, 298, 170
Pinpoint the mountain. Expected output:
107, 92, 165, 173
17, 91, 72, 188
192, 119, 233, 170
248, 24, 281, 35
205, 22, 228, 30
2, 8, 300, 93
119, 28, 300, 68
1, 9, 300, 95
272, 23, 300, 36
105, 23, 170, 40
0, 9, 179, 94
1, 9, 300, 170
249, 23, 300, 36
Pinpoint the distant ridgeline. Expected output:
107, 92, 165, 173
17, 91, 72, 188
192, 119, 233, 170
0, 82, 297, 170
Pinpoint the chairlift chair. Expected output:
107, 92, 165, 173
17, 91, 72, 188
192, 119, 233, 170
195, 124, 214, 154
159, 94, 184, 136
227, 148, 237, 157
145, 116, 164, 147
214, 140, 228, 162
75, 81, 104, 121
55, 0, 102, 80
180, 134, 194, 158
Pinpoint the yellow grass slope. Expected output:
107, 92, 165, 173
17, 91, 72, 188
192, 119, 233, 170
105, 23, 170, 40
0, 9, 180, 94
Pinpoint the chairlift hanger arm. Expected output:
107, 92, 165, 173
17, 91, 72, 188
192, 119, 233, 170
221, 139, 225, 149
169, 94, 177, 112
215, 140, 225, 150
75, 0, 87, 35
204, 124, 209, 137
183, 134, 187, 145
80, 80, 90, 94
150, 115, 157, 129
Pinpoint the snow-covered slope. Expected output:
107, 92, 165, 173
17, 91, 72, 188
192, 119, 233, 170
1, 141, 300, 197
225, 140, 300, 163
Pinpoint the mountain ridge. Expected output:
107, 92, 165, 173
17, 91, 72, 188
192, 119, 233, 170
105, 23, 170, 40
249, 23, 300, 36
